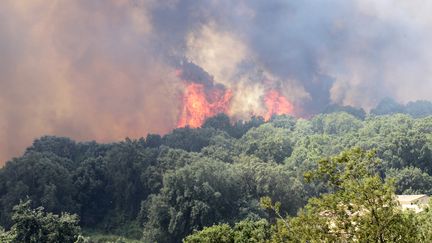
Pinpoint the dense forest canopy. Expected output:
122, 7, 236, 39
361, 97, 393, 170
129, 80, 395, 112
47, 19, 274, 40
1, 100, 432, 242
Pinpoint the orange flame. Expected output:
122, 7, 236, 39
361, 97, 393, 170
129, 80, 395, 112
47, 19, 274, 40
263, 89, 294, 120
177, 83, 232, 128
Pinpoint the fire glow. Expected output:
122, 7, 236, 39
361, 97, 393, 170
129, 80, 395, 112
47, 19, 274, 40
263, 89, 294, 120
177, 84, 295, 128
176, 61, 296, 128
177, 82, 232, 128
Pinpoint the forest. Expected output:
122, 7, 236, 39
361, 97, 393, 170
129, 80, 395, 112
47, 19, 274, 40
1, 99, 432, 242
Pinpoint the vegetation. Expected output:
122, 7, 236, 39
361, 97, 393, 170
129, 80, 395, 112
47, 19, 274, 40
0, 200, 80, 243
188, 149, 424, 242
1, 101, 432, 242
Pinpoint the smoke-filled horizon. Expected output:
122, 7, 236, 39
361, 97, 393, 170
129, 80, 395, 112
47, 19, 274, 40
1, 0, 432, 164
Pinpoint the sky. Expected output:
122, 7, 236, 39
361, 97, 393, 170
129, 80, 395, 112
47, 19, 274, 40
1, 0, 432, 164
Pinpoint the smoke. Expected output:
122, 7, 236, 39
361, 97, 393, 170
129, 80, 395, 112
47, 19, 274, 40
1, 0, 432, 164
0, 0, 180, 164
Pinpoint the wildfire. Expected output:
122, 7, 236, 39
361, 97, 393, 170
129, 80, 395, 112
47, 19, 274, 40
263, 89, 294, 120
176, 62, 295, 127
177, 82, 232, 128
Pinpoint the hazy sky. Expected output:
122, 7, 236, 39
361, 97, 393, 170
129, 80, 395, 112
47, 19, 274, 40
1, 0, 432, 164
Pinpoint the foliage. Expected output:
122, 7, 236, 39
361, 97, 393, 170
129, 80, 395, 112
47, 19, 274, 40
239, 124, 293, 163
162, 127, 222, 152
0, 109, 432, 241
183, 220, 272, 243
371, 98, 405, 116
322, 104, 366, 120
387, 167, 432, 195
142, 159, 247, 242
295, 149, 419, 242
0, 226, 15, 243
371, 98, 432, 118
183, 224, 234, 243
0, 200, 80, 243
310, 112, 363, 135
416, 200, 432, 241
0, 152, 77, 227
187, 148, 424, 242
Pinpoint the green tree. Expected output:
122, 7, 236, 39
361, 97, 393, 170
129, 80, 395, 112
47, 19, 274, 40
162, 127, 222, 152
72, 157, 110, 226
416, 199, 432, 241
102, 139, 158, 234
387, 167, 432, 195
232, 219, 271, 243
0, 226, 15, 242
405, 100, 432, 118
0, 152, 77, 227
322, 104, 366, 120
371, 98, 405, 116
183, 219, 271, 243
288, 148, 419, 242
25, 136, 78, 162
234, 159, 305, 215
230, 116, 265, 139
269, 115, 297, 130
2, 200, 80, 243
183, 224, 234, 243
142, 159, 244, 242
239, 124, 292, 163
310, 112, 363, 135
145, 134, 162, 148
202, 113, 232, 132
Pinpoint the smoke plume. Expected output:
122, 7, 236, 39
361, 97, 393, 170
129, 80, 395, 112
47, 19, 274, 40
1, 0, 432, 164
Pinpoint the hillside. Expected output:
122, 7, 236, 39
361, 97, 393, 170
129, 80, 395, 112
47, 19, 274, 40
1, 107, 432, 242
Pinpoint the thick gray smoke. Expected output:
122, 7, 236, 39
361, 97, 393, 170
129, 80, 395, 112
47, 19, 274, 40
1, 0, 432, 164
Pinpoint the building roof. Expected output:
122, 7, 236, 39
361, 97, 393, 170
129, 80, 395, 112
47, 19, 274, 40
396, 194, 428, 203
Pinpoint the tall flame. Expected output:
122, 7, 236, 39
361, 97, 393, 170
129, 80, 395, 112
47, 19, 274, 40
263, 89, 294, 120
176, 64, 296, 127
177, 83, 232, 128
